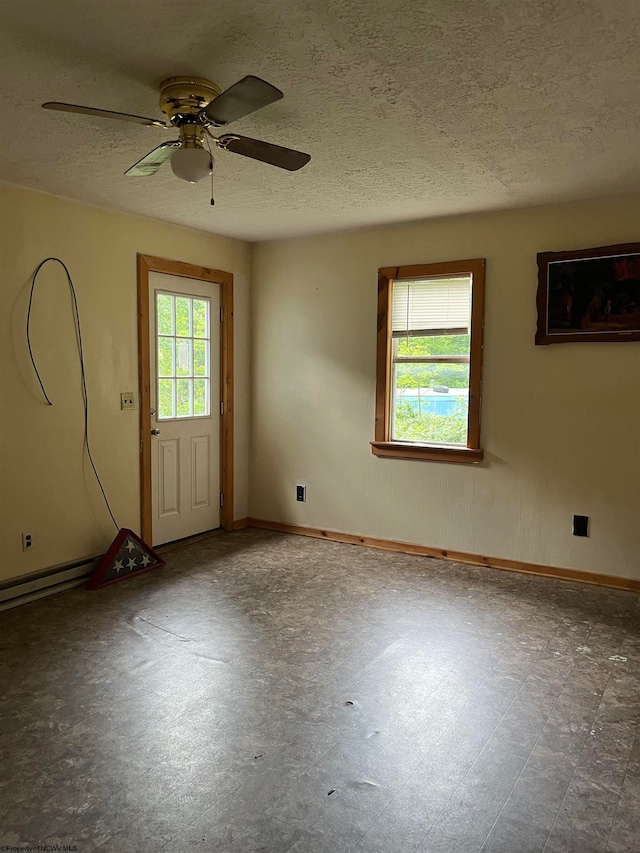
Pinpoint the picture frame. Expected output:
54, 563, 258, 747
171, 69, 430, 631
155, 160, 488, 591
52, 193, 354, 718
535, 242, 640, 345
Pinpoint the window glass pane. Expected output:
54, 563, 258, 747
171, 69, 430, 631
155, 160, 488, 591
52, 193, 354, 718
158, 379, 175, 419
175, 297, 191, 337
176, 339, 192, 377
193, 379, 207, 416
397, 334, 470, 358
393, 362, 469, 445
157, 337, 175, 377
176, 378, 192, 417
157, 293, 174, 335
193, 339, 208, 376
395, 361, 470, 393
192, 299, 208, 338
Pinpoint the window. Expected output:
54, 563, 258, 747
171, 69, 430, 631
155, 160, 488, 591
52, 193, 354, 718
371, 259, 485, 463
156, 292, 211, 419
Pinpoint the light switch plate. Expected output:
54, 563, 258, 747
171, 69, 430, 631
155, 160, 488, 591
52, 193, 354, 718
121, 392, 135, 410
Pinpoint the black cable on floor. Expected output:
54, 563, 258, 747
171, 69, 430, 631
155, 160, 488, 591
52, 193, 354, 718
26, 257, 119, 532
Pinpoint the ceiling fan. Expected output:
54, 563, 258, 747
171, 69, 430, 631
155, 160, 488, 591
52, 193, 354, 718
42, 75, 310, 202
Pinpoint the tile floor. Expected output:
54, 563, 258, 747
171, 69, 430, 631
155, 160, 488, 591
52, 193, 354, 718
1, 529, 639, 852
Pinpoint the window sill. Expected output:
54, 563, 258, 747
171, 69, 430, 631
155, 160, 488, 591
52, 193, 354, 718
370, 441, 483, 464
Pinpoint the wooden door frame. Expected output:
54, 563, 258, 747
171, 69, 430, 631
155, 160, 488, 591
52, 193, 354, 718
137, 254, 234, 543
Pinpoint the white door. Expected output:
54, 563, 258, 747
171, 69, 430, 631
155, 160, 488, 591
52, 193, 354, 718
149, 272, 220, 546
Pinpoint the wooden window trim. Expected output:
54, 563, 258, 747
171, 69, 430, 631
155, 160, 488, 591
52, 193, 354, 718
372, 258, 485, 464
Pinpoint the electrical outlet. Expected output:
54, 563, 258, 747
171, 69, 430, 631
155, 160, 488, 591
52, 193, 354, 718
296, 485, 306, 502
120, 392, 135, 410
22, 532, 34, 551
573, 515, 589, 537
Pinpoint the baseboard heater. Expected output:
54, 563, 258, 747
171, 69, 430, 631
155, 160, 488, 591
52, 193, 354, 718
0, 556, 99, 612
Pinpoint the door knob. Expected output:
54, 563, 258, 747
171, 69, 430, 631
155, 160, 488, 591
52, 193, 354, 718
151, 428, 160, 436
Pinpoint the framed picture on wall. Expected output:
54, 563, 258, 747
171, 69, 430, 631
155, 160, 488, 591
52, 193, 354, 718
535, 242, 640, 344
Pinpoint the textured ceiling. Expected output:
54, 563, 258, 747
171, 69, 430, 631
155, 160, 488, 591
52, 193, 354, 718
1, 0, 639, 241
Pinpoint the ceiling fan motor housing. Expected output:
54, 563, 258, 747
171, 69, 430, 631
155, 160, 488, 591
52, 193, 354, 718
178, 122, 206, 148
159, 77, 221, 124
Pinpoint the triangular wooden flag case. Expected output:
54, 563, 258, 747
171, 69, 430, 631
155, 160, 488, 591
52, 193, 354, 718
87, 528, 165, 590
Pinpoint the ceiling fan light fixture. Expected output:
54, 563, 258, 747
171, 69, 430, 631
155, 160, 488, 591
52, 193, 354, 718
170, 146, 212, 183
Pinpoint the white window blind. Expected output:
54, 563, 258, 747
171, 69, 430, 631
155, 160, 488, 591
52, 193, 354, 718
392, 275, 472, 336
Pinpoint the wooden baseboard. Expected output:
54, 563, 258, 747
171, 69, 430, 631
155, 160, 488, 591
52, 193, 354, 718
246, 518, 640, 593
233, 518, 249, 530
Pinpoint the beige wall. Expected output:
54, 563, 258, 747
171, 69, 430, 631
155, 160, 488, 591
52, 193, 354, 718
2, 185, 638, 586
250, 194, 640, 580
0, 184, 251, 582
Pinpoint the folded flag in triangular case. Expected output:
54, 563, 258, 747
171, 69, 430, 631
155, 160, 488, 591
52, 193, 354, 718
87, 528, 165, 590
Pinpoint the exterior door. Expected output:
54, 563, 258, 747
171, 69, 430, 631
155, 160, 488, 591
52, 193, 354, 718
149, 271, 220, 546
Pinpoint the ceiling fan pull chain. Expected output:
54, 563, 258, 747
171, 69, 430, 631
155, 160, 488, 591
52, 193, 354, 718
204, 133, 215, 205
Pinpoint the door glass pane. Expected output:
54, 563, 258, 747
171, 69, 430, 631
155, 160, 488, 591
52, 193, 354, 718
158, 337, 175, 377
158, 379, 175, 419
175, 298, 191, 337
193, 339, 207, 376
157, 293, 174, 335
192, 299, 208, 338
193, 379, 207, 416
176, 378, 192, 417
176, 339, 192, 376
157, 292, 211, 420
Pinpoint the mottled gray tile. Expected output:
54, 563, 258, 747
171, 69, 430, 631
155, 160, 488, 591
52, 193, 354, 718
263, 765, 335, 827
306, 778, 394, 850
220, 814, 306, 853
480, 816, 548, 852
544, 771, 620, 852
494, 746, 577, 831
0, 529, 637, 853
576, 746, 629, 794
605, 762, 640, 852
415, 745, 527, 852
94, 782, 221, 852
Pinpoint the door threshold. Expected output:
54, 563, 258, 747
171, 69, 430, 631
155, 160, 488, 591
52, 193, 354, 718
155, 527, 224, 555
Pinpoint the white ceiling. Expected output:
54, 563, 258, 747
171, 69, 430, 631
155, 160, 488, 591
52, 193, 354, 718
1, 0, 639, 241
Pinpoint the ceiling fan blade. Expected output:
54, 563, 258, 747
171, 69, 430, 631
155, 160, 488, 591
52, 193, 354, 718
203, 76, 283, 126
218, 134, 310, 171
42, 102, 168, 128
125, 141, 180, 176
